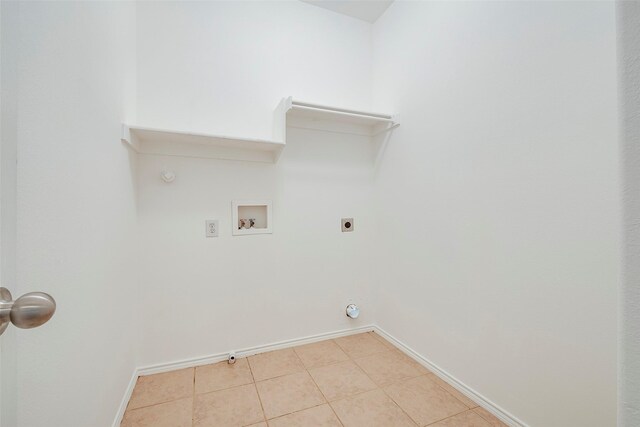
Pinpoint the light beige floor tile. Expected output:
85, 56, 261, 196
121, 398, 192, 427
427, 374, 477, 408
334, 333, 389, 359
368, 332, 397, 349
268, 404, 342, 427
195, 358, 254, 394
384, 375, 467, 426
330, 389, 416, 427
122, 337, 508, 427
193, 383, 264, 427
429, 410, 492, 427
354, 350, 422, 386
127, 368, 194, 410
256, 371, 326, 419
473, 407, 509, 427
249, 348, 305, 381
392, 350, 432, 375
308, 360, 377, 401
294, 340, 349, 369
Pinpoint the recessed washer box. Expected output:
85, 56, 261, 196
232, 200, 273, 236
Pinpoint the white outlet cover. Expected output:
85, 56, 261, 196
206, 220, 219, 237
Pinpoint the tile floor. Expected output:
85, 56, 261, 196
121, 332, 508, 427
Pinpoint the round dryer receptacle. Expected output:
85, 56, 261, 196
346, 304, 360, 319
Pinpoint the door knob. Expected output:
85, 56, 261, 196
0, 287, 56, 335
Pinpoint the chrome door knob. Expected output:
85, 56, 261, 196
11, 292, 56, 329
0, 287, 56, 335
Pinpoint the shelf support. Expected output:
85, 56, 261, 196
372, 122, 400, 137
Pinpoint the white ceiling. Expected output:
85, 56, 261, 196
299, 0, 394, 23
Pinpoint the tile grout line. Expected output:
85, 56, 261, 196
378, 385, 421, 427
193, 378, 257, 398
302, 338, 399, 405
121, 396, 195, 424
328, 385, 383, 404
191, 368, 196, 427
332, 337, 390, 361
298, 356, 351, 371
326, 400, 346, 427
303, 363, 345, 427
319, 337, 417, 426
253, 369, 306, 383
254, 348, 325, 422
378, 372, 476, 427
422, 409, 481, 427
260, 341, 383, 424
355, 335, 458, 427
424, 372, 480, 409
273, 349, 335, 421
292, 342, 349, 371
425, 408, 469, 427
374, 327, 522, 426
250, 348, 308, 383
474, 406, 508, 427
125, 332, 500, 427
246, 356, 269, 425
424, 373, 481, 411
267, 401, 338, 425
122, 370, 197, 414
122, 334, 387, 424
304, 334, 428, 426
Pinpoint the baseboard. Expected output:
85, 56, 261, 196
136, 324, 375, 376
112, 369, 138, 427
111, 324, 374, 427
113, 324, 526, 427
372, 325, 528, 427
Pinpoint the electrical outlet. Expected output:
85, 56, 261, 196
205, 220, 219, 237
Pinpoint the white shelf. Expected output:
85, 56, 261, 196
121, 98, 397, 163
283, 97, 398, 137
288, 99, 395, 126
121, 125, 285, 163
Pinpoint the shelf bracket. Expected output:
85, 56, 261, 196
372, 122, 400, 137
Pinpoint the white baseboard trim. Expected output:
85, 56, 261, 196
137, 324, 375, 376
372, 325, 528, 427
113, 324, 526, 427
111, 324, 374, 427
112, 369, 139, 427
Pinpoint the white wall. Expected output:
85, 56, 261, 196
372, 2, 620, 426
1, 2, 625, 426
617, 1, 640, 426
0, 1, 19, 425
135, 1, 376, 367
9, 2, 139, 426
136, 0, 372, 139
